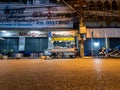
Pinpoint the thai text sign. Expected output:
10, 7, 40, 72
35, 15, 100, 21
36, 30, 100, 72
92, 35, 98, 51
0, 5, 74, 28
0, 19, 73, 28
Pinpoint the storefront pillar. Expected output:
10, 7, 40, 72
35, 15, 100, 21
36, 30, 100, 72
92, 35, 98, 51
77, 34, 81, 57
105, 37, 109, 49
79, 19, 86, 58
80, 38, 84, 57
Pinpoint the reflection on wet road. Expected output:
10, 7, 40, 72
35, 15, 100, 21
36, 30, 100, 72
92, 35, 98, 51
0, 58, 120, 90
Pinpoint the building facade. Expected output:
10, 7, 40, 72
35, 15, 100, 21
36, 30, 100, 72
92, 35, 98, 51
0, 0, 120, 57
0, 0, 77, 58
65, 0, 120, 56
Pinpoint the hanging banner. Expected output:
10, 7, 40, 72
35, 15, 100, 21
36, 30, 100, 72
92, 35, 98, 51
0, 19, 73, 28
0, 5, 74, 28
0, 31, 48, 37
51, 31, 76, 37
19, 37, 25, 51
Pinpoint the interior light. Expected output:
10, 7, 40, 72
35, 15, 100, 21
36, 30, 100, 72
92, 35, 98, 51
4, 32, 11, 36
0, 37, 5, 40
94, 42, 99, 47
30, 31, 40, 33
1, 30, 7, 33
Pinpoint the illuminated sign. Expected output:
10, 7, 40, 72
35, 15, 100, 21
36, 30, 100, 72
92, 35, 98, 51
0, 31, 48, 37
52, 31, 76, 37
52, 37, 75, 41
18, 32, 48, 37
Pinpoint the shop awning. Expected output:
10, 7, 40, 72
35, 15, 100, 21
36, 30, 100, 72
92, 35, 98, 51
87, 28, 120, 38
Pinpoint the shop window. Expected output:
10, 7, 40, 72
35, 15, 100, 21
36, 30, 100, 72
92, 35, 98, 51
82, 1, 88, 10
112, 1, 118, 10
53, 41, 75, 49
97, 1, 103, 10
104, 1, 111, 10
0, 37, 19, 54
89, 1, 96, 10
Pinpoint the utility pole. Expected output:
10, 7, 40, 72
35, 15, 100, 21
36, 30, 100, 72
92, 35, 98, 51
56, 0, 86, 58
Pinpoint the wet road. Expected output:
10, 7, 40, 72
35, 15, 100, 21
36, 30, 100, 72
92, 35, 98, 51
0, 58, 120, 90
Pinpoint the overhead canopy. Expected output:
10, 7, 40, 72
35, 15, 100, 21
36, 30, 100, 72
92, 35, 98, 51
87, 28, 120, 38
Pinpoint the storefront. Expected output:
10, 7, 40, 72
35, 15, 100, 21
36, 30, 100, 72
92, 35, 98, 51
0, 30, 78, 58
45, 30, 77, 58
85, 28, 120, 56
0, 30, 48, 55
48, 31, 76, 48
0, 4, 78, 58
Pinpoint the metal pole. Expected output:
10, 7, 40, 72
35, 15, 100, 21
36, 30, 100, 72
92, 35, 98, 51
7, 37, 9, 54
105, 32, 109, 49
57, 0, 84, 58
91, 31, 94, 57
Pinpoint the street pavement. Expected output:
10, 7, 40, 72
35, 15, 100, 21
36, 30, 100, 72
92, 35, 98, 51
0, 58, 120, 90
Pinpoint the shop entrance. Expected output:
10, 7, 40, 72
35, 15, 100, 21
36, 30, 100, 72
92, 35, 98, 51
25, 37, 48, 52
41, 30, 78, 59
0, 37, 48, 58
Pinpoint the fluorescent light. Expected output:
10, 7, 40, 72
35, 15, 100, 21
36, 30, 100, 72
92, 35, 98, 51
1, 30, 7, 33
0, 37, 5, 40
94, 42, 99, 47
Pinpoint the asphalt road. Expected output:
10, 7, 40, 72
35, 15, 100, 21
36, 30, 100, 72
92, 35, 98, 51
0, 58, 120, 90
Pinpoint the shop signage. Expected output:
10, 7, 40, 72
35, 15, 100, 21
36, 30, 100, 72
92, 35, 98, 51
0, 19, 73, 28
52, 31, 76, 37
0, 31, 48, 37
4, 7, 25, 15
52, 37, 75, 41
0, 5, 74, 28
18, 32, 48, 37
33, 12, 73, 19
